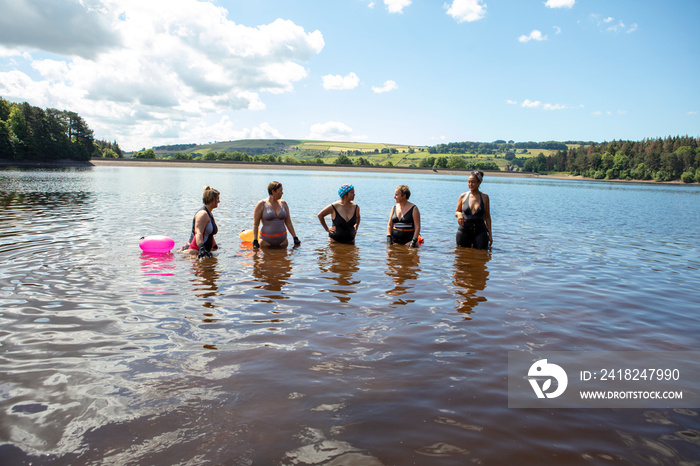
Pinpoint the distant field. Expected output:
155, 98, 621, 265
298, 141, 427, 153
149, 139, 573, 168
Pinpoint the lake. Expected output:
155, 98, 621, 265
1, 165, 700, 464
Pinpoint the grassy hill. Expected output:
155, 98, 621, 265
147, 138, 575, 169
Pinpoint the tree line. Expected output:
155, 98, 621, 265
0, 98, 122, 161
521, 136, 700, 182
428, 140, 569, 155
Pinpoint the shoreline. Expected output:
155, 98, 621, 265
1, 158, 690, 184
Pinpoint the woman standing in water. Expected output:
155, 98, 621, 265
455, 170, 492, 250
184, 186, 220, 258
252, 181, 300, 249
386, 184, 421, 248
317, 183, 360, 244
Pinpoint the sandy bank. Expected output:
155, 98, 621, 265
2, 158, 689, 184
87, 158, 538, 178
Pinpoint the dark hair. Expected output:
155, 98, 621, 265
267, 181, 282, 195
202, 186, 220, 204
470, 170, 484, 183
396, 184, 411, 200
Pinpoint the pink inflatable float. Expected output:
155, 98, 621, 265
139, 235, 175, 253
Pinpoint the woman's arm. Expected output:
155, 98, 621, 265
283, 201, 298, 239
194, 210, 208, 248
412, 205, 421, 243
354, 204, 361, 232
386, 206, 394, 236
483, 193, 492, 248
386, 206, 395, 244
253, 200, 264, 238
455, 193, 465, 226
317, 204, 334, 233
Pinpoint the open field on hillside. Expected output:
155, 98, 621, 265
147, 139, 574, 169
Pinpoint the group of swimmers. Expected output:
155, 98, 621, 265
181, 170, 492, 258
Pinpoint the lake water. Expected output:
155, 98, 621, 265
1, 165, 700, 465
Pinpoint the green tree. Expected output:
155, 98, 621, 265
0, 97, 11, 121
419, 156, 436, 168
133, 148, 156, 159
0, 121, 14, 159
102, 148, 119, 158
7, 105, 30, 158
675, 146, 695, 171
433, 156, 448, 169
334, 154, 352, 164
630, 163, 651, 180
681, 171, 696, 183
660, 152, 682, 179
447, 156, 467, 170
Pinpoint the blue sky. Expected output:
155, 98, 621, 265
1, 0, 698, 150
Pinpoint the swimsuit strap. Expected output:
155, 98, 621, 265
332, 204, 356, 223
203, 206, 218, 235
399, 205, 414, 223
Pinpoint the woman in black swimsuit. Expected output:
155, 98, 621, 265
455, 170, 492, 250
317, 184, 360, 244
387, 184, 421, 247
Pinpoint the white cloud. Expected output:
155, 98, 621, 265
31, 59, 71, 82
371, 80, 398, 93
522, 99, 541, 108
0, 0, 325, 150
0, 45, 26, 57
688, 111, 698, 115
506, 99, 518, 105
384, 0, 411, 14
590, 109, 626, 117
0, 0, 120, 59
519, 99, 566, 111
543, 103, 566, 111
445, 0, 487, 23
592, 14, 638, 33
519, 30, 547, 43
308, 121, 354, 141
553, 26, 562, 34
322, 72, 360, 90
191, 118, 282, 141
368, 2, 376, 8
545, 0, 575, 8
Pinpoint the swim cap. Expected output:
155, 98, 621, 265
338, 183, 354, 198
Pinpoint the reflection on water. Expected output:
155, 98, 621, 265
452, 247, 490, 318
252, 248, 293, 298
2, 166, 700, 464
385, 245, 420, 303
316, 243, 360, 303
190, 255, 220, 302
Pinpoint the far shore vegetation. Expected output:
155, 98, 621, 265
2, 98, 699, 183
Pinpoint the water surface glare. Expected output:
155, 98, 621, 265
1, 166, 700, 464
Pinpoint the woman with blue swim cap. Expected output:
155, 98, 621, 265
317, 183, 360, 244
